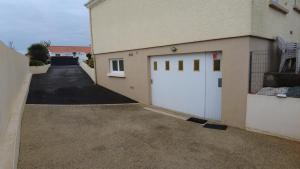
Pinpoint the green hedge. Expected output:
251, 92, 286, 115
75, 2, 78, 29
30, 59, 45, 66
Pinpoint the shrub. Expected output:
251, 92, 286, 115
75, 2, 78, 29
86, 53, 92, 60
85, 58, 94, 68
27, 43, 49, 63
30, 59, 45, 66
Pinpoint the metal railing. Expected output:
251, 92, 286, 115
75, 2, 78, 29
249, 50, 270, 94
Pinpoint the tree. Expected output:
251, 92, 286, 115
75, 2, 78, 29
27, 43, 49, 63
40, 40, 51, 47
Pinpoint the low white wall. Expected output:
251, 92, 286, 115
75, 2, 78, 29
0, 42, 32, 169
246, 94, 300, 142
30, 64, 50, 74
80, 61, 96, 83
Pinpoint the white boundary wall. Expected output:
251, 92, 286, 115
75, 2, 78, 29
30, 64, 50, 74
246, 94, 300, 142
0, 42, 32, 169
80, 61, 96, 83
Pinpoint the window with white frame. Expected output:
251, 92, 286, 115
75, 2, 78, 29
109, 59, 125, 77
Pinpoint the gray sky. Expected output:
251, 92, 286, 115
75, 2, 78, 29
0, 0, 90, 53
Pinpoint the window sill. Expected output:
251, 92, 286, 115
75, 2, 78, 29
269, 1, 289, 14
107, 72, 125, 78
294, 5, 300, 14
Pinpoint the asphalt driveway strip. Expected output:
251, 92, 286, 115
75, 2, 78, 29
26, 65, 136, 104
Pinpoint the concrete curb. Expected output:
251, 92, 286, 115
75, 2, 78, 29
25, 103, 141, 107
80, 62, 96, 83
144, 107, 189, 120
30, 64, 50, 74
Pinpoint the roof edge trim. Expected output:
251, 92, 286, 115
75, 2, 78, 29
85, 0, 105, 8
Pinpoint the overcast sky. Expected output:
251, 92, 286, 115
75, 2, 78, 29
0, 0, 90, 53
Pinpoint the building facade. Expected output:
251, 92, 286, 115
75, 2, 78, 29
86, 0, 300, 128
48, 46, 91, 62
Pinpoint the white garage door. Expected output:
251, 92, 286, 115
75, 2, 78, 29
150, 52, 222, 120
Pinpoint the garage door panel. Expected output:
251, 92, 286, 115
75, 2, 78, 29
151, 54, 206, 117
205, 52, 222, 120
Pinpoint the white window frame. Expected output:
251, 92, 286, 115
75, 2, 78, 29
107, 58, 125, 77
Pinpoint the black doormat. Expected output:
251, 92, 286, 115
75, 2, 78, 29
187, 117, 207, 124
203, 123, 227, 130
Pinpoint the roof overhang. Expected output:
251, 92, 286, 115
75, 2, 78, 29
85, 0, 105, 8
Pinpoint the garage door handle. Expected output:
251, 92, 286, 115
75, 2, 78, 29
218, 78, 222, 88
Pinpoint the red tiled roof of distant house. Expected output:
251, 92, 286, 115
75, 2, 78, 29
48, 46, 91, 53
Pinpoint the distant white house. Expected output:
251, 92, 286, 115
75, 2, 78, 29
48, 46, 91, 62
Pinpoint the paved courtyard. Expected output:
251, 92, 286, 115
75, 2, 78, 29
18, 104, 300, 169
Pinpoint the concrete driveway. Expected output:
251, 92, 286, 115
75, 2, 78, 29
18, 104, 300, 169
26, 65, 136, 104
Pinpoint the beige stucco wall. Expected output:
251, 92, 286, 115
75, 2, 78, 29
0, 42, 30, 137
0, 42, 31, 169
95, 37, 252, 128
246, 94, 300, 142
89, 0, 300, 54
252, 0, 300, 42
90, 0, 252, 54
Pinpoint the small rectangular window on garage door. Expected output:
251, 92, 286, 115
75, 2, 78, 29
213, 59, 221, 71
194, 60, 200, 71
154, 61, 157, 71
178, 60, 184, 71
165, 61, 170, 71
